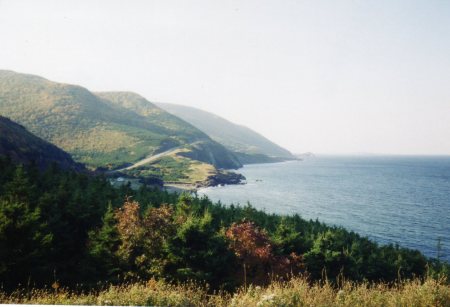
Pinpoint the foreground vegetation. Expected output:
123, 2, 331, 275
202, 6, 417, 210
0, 157, 449, 297
1, 277, 449, 306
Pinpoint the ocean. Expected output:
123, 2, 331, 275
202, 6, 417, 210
199, 156, 450, 262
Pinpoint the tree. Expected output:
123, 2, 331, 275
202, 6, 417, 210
87, 203, 120, 281
175, 192, 193, 220
3, 165, 36, 204
141, 204, 177, 277
114, 198, 144, 278
114, 200, 179, 279
271, 219, 305, 278
0, 199, 52, 288
167, 211, 236, 288
273, 218, 308, 254
226, 221, 273, 287
303, 229, 356, 281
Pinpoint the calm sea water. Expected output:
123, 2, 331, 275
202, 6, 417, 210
199, 156, 450, 261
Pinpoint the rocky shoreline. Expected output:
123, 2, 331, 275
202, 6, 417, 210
108, 168, 246, 193
203, 170, 246, 187
163, 170, 246, 192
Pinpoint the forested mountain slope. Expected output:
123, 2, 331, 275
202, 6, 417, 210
97, 91, 241, 169
157, 102, 295, 163
0, 116, 82, 170
0, 70, 241, 171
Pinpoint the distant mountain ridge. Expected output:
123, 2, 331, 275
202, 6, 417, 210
96, 91, 242, 169
0, 116, 83, 170
156, 103, 295, 162
0, 70, 241, 173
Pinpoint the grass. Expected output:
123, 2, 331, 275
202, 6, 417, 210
1, 277, 449, 306
126, 155, 191, 182
186, 159, 216, 183
125, 149, 216, 184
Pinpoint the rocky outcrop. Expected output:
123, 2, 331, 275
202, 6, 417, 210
201, 170, 246, 187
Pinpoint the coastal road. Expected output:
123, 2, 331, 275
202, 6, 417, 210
112, 146, 182, 173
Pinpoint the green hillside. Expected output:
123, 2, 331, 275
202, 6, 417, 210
97, 91, 242, 169
0, 70, 241, 176
0, 116, 82, 170
157, 103, 295, 163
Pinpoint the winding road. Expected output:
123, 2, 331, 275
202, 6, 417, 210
112, 146, 182, 173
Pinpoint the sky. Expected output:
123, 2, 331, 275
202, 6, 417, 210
0, 0, 449, 155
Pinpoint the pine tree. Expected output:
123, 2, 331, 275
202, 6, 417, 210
0, 199, 52, 288
88, 203, 121, 280
4, 165, 35, 204
167, 211, 235, 288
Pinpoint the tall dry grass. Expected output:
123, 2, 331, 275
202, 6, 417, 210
1, 276, 449, 306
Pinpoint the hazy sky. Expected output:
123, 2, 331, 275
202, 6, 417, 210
1, 0, 449, 154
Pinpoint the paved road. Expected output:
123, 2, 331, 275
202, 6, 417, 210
113, 146, 182, 172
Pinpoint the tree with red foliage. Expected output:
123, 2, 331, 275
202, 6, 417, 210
226, 221, 273, 288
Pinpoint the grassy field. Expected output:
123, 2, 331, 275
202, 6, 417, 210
125, 149, 216, 184
1, 277, 449, 306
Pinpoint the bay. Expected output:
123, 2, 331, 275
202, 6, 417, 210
199, 156, 450, 261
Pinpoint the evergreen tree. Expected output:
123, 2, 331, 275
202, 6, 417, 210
4, 165, 35, 204
303, 229, 357, 281
0, 199, 52, 288
87, 203, 121, 281
167, 211, 236, 288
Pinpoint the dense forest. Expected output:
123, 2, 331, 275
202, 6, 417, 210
0, 157, 448, 292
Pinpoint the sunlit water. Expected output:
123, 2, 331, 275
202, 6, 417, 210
199, 156, 450, 261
